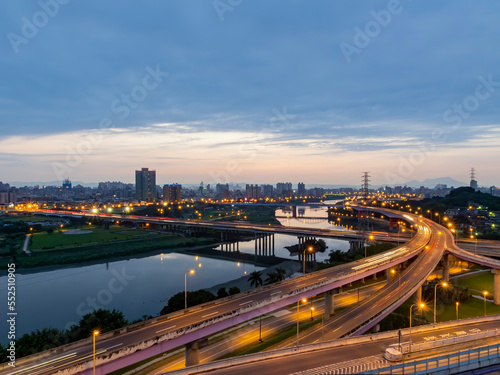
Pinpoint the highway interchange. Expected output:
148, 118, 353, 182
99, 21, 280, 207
2, 207, 498, 375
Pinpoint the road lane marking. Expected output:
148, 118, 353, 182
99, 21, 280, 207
156, 325, 177, 333
102, 343, 123, 351
7, 353, 77, 375
202, 311, 219, 318
239, 300, 253, 305
271, 291, 282, 295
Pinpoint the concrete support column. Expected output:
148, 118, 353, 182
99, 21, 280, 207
272, 234, 275, 256
492, 269, 500, 305
324, 288, 341, 320
413, 286, 423, 304
185, 341, 200, 367
373, 272, 377, 280
443, 254, 450, 282
255, 233, 258, 256
385, 269, 391, 284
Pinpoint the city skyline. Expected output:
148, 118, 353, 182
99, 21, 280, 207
1, 1, 499, 186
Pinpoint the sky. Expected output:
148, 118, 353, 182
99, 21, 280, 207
1, 0, 499, 187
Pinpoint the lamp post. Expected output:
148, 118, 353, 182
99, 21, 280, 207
296, 298, 307, 347
409, 303, 425, 352
303, 246, 313, 274
184, 269, 195, 309
483, 291, 488, 316
471, 235, 477, 253
364, 234, 374, 257
456, 302, 459, 320
258, 315, 263, 342
391, 268, 401, 296
93, 330, 99, 375
434, 281, 447, 324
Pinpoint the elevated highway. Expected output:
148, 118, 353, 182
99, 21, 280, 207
2, 209, 432, 375
161, 317, 500, 375
31, 209, 409, 243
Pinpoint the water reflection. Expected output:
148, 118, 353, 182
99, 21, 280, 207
0, 253, 261, 344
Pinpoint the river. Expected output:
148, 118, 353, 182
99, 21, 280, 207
0, 202, 349, 344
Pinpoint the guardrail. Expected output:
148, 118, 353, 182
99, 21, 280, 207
160, 315, 500, 375
384, 328, 500, 361
367, 343, 500, 374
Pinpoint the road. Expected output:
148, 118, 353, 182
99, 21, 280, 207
2, 209, 431, 375
152, 282, 387, 374
277, 219, 446, 346
165, 319, 500, 375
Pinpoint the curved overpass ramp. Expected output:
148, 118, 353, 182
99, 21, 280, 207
2, 209, 432, 375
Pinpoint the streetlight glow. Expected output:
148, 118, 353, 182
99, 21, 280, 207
184, 270, 196, 309
93, 330, 99, 375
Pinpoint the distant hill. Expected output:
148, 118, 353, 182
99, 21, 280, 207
402, 177, 467, 188
412, 187, 500, 211
7, 181, 99, 188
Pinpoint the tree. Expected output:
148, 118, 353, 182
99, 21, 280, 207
228, 286, 240, 295
160, 290, 216, 315
275, 267, 287, 281
67, 309, 128, 341
217, 287, 229, 298
265, 271, 278, 285
248, 270, 263, 288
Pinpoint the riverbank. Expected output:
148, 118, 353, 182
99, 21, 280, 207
0, 235, 220, 273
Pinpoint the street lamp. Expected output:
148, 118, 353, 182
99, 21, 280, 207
434, 281, 448, 324
296, 298, 307, 347
93, 330, 99, 375
456, 302, 459, 320
483, 291, 488, 316
184, 269, 195, 309
391, 268, 401, 295
310, 305, 315, 321
470, 235, 477, 253
364, 234, 374, 257
409, 303, 425, 352
303, 246, 313, 274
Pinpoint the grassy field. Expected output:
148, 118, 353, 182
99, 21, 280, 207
2, 235, 218, 269
29, 226, 161, 250
382, 272, 499, 330
1, 215, 61, 222
454, 271, 494, 294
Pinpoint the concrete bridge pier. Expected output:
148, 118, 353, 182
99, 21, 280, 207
324, 287, 342, 320
413, 286, 423, 304
492, 269, 500, 305
442, 254, 450, 282
349, 240, 363, 252
185, 338, 208, 367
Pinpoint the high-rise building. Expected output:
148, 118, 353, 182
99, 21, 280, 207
262, 184, 274, 197
245, 184, 261, 199
135, 168, 156, 201
276, 182, 292, 197
163, 184, 182, 203
297, 182, 306, 197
